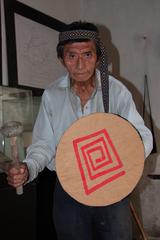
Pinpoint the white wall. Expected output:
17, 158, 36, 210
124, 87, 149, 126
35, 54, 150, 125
19, 0, 82, 23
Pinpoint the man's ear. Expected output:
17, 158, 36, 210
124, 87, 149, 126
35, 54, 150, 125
96, 59, 100, 68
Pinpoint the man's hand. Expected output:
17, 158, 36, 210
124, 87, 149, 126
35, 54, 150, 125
5, 162, 29, 188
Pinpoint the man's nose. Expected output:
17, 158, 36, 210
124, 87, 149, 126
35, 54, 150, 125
76, 56, 85, 69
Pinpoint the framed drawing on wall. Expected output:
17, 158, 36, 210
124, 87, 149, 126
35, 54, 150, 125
4, 0, 67, 95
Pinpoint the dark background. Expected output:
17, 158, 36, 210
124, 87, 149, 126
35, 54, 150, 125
0, 168, 57, 240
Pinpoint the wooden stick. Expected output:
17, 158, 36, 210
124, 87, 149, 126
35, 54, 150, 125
130, 200, 148, 240
10, 136, 23, 195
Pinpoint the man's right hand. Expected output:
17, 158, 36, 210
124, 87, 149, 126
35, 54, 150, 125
5, 162, 29, 188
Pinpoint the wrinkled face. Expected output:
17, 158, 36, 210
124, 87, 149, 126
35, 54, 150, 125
62, 40, 98, 83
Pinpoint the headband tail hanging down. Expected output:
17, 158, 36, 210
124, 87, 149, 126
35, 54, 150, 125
99, 43, 109, 113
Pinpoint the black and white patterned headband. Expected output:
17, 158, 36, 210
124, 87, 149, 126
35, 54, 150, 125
59, 30, 109, 113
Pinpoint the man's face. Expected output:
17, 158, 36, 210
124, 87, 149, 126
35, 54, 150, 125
62, 40, 98, 83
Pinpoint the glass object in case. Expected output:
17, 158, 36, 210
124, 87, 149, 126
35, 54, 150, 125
0, 86, 34, 172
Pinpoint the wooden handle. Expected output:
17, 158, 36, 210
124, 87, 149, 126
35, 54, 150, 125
10, 137, 24, 195
16, 185, 23, 195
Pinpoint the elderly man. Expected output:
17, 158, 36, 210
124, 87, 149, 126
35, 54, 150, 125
6, 21, 153, 239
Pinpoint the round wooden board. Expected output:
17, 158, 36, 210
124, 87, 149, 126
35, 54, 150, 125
55, 113, 144, 206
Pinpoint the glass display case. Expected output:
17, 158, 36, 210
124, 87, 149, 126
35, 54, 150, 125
0, 86, 41, 240
0, 86, 40, 171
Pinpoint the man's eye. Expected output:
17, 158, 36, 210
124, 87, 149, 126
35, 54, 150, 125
68, 53, 76, 59
84, 52, 92, 58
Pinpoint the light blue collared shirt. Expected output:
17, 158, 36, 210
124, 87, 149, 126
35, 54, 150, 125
24, 70, 153, 182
